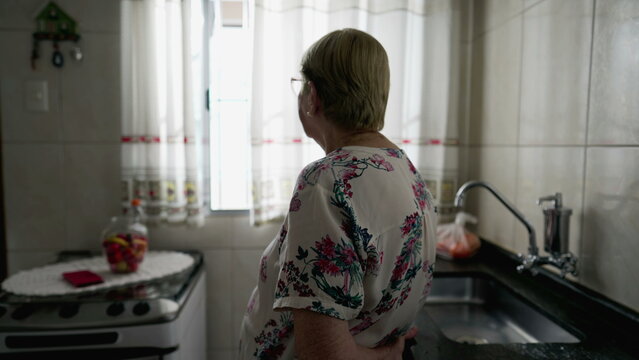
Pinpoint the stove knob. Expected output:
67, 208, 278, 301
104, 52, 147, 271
11, 304, 35, 320
106, 302, 125, 317
133, 302, 150, 316
59, 303, 80, 319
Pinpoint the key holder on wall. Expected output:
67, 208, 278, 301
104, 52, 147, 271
31, 1, 82, 70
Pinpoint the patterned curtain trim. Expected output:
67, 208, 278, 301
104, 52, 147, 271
420, 177, 457, 223
251, 137, 308, 145
121, 135, 207, 144
251, 137, 461, 145
395, 138, 460, 146
121, 179, 206, 227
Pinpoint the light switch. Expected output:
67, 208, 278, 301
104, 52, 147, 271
25, 80, 49, 112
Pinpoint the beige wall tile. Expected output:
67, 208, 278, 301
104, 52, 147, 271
146, 214, 278, 251
0, 31, 63, 142
519, 0, 592, 145
0, 0, 120, 33
206, 349, 235, 360
55, 0, 121, 33
147, 225, 200, 251
0, 0, 50, 30
588, 0, 639, 145
464, 146, 518, 251
3, 143, 66, 251
147, 214, 258, 251
204, 250, 234, 349
231, 215, 280, 249
581, 147, 639, 311
187, 215, 236, 249
524, 0, 545, 10
61, 33, 120, 142
473, 0, 524, 39
514, 147, 584, 257
7, 250, 57, 275
469, 16, 522, 145
146, 215, 235, 250
63, 144, 121, 250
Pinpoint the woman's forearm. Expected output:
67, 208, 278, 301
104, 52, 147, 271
292, 309, 409, 360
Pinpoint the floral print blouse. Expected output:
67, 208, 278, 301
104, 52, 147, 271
239, 146, 437, 359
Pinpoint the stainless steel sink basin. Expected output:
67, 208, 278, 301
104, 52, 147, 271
423, 275, 581, 344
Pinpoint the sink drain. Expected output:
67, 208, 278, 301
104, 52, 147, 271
455, 335, 489, 345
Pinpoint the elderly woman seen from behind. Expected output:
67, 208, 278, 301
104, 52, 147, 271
240, 28, 437, 360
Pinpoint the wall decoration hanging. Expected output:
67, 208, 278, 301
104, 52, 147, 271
31, 1, 82, 69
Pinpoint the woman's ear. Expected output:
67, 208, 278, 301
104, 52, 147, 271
307, 81, 321, 116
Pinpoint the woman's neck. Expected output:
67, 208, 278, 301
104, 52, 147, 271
321, 127, 398, 154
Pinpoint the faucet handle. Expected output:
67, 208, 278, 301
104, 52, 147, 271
537, 193, 563, 208
559, 253, 578, 278
516, 253, 538, 274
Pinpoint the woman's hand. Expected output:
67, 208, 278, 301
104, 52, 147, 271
362, 327, 417, 360
367, 326, 418, 360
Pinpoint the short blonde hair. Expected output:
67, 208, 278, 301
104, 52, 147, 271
301, 29, 390, 131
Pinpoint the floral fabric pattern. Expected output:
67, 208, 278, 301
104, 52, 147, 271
253, 313, 293, 360
240, 146, 437, 359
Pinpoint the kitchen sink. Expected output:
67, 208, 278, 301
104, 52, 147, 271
423, 274, 581, 344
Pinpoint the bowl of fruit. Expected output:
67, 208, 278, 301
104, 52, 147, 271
101, 199, 148, 273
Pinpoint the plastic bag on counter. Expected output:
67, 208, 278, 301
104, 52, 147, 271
436, 212, 480, 260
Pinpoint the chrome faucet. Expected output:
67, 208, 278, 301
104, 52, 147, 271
454, 181, 578, 278
535, 193, 578, 278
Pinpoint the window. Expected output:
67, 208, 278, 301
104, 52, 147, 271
208, 0, 252, 211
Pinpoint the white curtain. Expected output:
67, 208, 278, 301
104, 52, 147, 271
121, 0, 209, 226
250, 0, 467, 225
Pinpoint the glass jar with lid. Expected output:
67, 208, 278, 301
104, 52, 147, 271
100, 199, 149, 273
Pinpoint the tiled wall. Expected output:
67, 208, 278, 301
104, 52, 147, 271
464, 0, 639, 312
1, 0, 121, 266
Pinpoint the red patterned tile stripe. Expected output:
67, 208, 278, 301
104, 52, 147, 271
251, 138, 460, 145
121, 136, 203, 144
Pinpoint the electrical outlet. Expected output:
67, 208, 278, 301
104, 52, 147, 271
24, 80, 49, 112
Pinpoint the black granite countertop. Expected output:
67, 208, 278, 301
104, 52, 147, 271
409, 241, 639, 360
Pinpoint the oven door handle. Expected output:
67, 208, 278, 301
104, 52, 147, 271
0, 346, 178, 360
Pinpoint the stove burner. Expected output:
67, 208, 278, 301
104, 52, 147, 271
59, 303, 80, 318
106, 302, 125, 317
11, 305, 35, 321
133, 301, 150, 316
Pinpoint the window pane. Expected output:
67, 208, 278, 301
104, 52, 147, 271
209, 3, 252, 211
215, 100, 249, 209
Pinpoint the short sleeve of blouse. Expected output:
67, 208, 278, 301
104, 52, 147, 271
272, 167, 364, 321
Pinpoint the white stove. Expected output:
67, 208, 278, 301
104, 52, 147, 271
0, 250, 206, 359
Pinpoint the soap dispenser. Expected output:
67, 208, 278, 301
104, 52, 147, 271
537, 193, 572, 257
